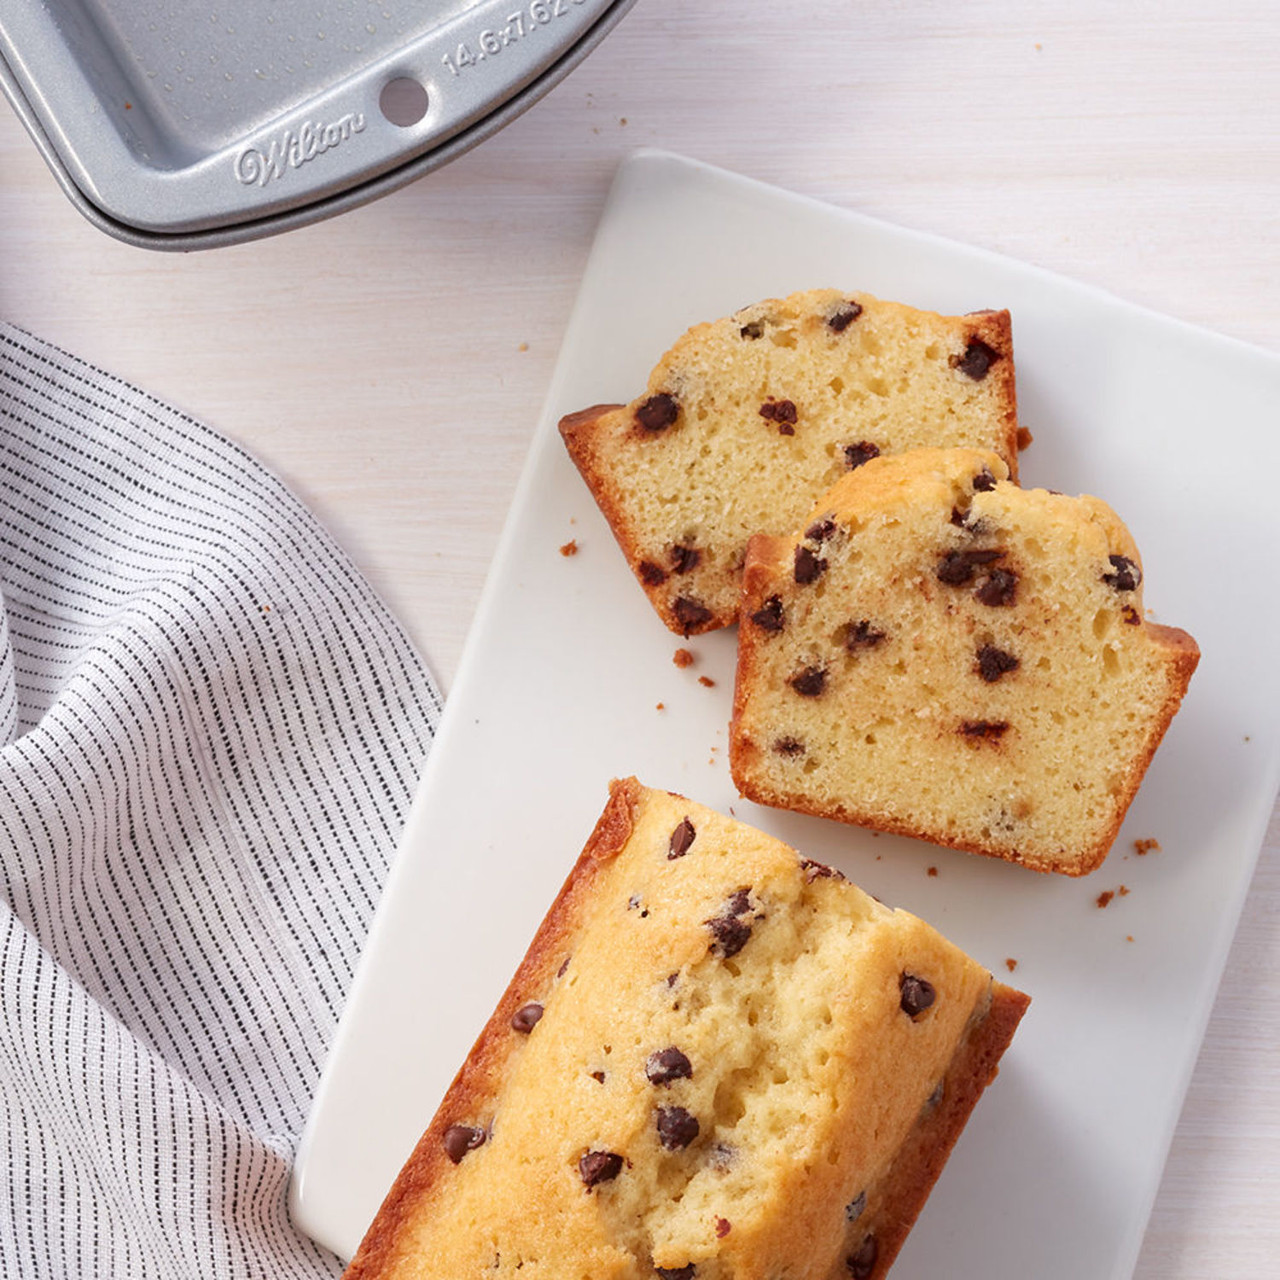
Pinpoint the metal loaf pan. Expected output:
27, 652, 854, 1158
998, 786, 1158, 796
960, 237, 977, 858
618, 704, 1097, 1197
0, 0, 637, 250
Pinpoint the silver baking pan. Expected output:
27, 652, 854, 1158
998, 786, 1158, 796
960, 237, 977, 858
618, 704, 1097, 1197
0, 0, 637, 251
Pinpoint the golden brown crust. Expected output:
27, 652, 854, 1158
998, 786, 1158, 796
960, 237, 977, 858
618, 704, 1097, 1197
558, 403, 626, 440
342, 779, 642, 1279
834, 983, 1031, 1280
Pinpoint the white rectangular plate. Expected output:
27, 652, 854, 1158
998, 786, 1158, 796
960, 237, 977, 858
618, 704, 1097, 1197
291, 150, 1280, 1277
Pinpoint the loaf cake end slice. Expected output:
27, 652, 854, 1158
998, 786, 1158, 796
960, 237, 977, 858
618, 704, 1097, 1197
344, 778, 1029, 1280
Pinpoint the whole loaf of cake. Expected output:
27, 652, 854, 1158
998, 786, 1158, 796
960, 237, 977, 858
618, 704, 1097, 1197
343, 779, 1028, 1280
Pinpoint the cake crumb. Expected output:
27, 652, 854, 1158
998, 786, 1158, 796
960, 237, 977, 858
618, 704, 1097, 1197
673, 648, 695, 669
1126, 935, 1134, 942
1118, 885, 1130, 897
1016, 425, 1034, 450
1132, 838, 1160, 856
1005, 958, 1018, 972
1096, 890, 1115, 909
698, 675, 716, 688
656, 702, 665, 712
926, 866, 938, 878
559, 540, 578, 557
620, 117, 628, 127
518, 342, 529, 352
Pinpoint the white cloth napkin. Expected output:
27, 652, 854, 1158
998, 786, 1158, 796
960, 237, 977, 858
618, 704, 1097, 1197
0, 324, 442, 1278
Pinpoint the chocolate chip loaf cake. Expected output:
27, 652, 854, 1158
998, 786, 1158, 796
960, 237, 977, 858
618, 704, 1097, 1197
730, 449, 1199, 875
343, 779, 1028, 1280
559, 289, 1020, 635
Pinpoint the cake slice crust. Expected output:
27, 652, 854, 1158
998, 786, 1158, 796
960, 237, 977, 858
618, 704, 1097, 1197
561, 289, 1021, 634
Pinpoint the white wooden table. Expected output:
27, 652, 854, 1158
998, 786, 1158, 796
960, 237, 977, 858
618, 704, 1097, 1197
1, 2, 1275, 1275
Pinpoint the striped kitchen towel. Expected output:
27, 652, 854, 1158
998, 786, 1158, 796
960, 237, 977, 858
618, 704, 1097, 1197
0, 323, 442, 1279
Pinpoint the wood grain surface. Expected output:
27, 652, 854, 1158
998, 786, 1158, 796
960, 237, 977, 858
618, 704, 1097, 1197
0, 2, 1275, 1275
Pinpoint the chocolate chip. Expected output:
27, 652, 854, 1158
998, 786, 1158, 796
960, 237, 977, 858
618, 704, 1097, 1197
714, 1218, 731, 1239
843, 441, 880, 470
1122, 605, 1141, 625
510, 1002, 544, 1034
639, 560, 668, 587
801, 858, 845, 881
750, 595, 785, 633
789, 665, 827, 697
900, 972, 936, 1017
976, 644, 1019, 682
845, 1190, 867, 1223
1103, 554, 1141, 591
974, 567, 1018, 607
725, 888, 752, 916
655, 1267, 696, 1280
646, 1047, 693, 1085
844, 620, 886, 650
926, 1080, 945, 1108
805, 516, 838, 543
846, 1234, 879, 1279
937, 548, 1004, 585
443, 1124, 486, 1164
828, 301, 863, 333
668, 818, 696, 859
706, 912, 752, 959
670, 545, 700, 575
972, 468, 997, 491
960, 719, 1010, 741
591, 1070, 606, 1083
672, 597, 713, 634
773, 735, 805, 756
656, 1106, 700, 1150
794, 546, 827, 584
952, 339, 999, 381
579, 1149, 624, 1187
557, 955, 571, 977
950, 505, 970, 528
759, 399, 798, 426
740, 320, 765, 340
635, 393, 679, 431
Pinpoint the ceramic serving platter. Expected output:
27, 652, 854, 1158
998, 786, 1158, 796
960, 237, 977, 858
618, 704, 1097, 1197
291, 150, 1280, 1276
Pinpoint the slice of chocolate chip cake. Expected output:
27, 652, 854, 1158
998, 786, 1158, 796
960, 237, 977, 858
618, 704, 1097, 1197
730, 448, 1199, 875
343, 779, 1028, 1280
559, 289, 1020, 635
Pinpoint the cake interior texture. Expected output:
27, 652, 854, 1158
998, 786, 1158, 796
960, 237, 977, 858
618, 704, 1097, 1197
730, 448, 1199, 875
344, 780, 1028, 1280
560, 289, 1020, 634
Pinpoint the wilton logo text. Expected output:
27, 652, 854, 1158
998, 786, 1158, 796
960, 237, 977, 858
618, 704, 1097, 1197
235, 113, 366, 186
